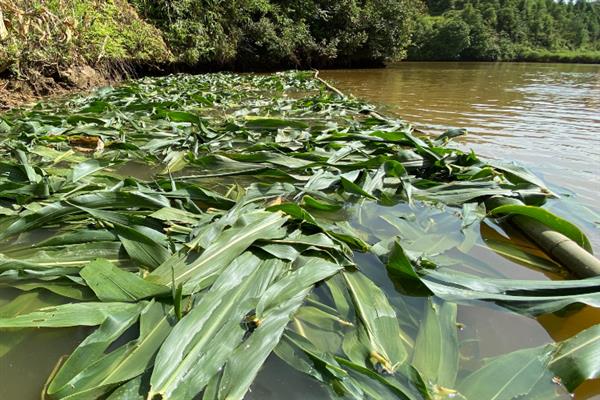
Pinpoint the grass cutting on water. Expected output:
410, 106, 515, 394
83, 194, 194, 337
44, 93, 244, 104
0, 71, 598, 400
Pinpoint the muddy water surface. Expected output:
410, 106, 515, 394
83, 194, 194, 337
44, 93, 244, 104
323, 63, 600, 399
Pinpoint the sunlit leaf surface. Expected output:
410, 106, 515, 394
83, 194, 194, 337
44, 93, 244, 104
0, 71, 596, 400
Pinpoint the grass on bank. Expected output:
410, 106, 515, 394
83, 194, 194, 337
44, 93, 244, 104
0, 0, 170, 89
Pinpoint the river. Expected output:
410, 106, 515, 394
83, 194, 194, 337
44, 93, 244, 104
322, 62, 600, 249
323, 62, 600, 399
0, 63, 599, 400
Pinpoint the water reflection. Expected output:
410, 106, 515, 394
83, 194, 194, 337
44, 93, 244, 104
0, 327, 88, 399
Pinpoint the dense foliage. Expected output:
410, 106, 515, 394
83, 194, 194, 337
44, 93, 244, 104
0, 0, 420, 95
408, 0, 600, 61
130, 0, 421, 68
0, 0, 171, 79
0, 71, 599, 399
2, 0, 598, 94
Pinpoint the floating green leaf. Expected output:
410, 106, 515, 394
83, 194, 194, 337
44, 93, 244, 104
489, 204, 593, 253
80, 259, 168, 302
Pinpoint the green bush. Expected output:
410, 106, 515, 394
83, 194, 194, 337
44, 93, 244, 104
130, 0, 421, 68
407, 15, 471, 60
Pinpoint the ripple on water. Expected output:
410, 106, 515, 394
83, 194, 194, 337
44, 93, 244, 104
322, 62, 600, 213
323, 62, 600, 400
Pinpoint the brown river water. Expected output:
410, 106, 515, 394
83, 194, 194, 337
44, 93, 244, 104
322, 62, 600, 213
1, 63, 599, 399
323, 62, 600, 399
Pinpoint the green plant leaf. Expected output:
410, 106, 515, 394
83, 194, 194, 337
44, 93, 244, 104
48, 301, 175, 399
72, 159, 111, 182
80, 259, 168, 302
0, 302, 144, 328
489, 204, 593, 253
148, 210, 288, 292
548, 323, 600, 391
207, 256, 342, 400
458, 347, 551, 400
342, 271, 408, 374
411, 298, 459, 389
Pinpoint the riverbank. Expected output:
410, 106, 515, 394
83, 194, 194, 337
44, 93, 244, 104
514, 49, 600, 64
406, 49, 600, 64
0, 0, 172, 110
0, 0, 418, 110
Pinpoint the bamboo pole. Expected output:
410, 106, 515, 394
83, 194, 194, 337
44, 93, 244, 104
313, 70, 393, 121
313, 70, 346, 98
485, 196, 600, 278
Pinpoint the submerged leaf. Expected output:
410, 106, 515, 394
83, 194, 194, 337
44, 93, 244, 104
458, 347, 551, 400
411, 298, 459, 389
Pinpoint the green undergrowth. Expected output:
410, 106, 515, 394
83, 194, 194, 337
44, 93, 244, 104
0, 71, 598, 400
0, 0, 171, 79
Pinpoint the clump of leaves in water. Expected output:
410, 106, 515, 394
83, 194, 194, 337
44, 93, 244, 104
0, 71, 598, 400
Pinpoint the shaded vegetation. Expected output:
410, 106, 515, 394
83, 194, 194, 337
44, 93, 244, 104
0, 71, 598, 399
0, 0, 171, 79
129, 0, 420, 69
408, 0, 600, 61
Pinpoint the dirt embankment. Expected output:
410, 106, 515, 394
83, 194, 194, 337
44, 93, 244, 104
0, 64, 112, 110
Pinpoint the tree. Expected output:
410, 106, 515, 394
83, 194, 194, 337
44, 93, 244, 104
129, 0, 422, 68
408, 14, 471, 60
408, 0, 600, 60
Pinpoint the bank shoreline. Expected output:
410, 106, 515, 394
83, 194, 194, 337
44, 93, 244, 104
406, 50, 600, 64
3, 52, 600, 112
